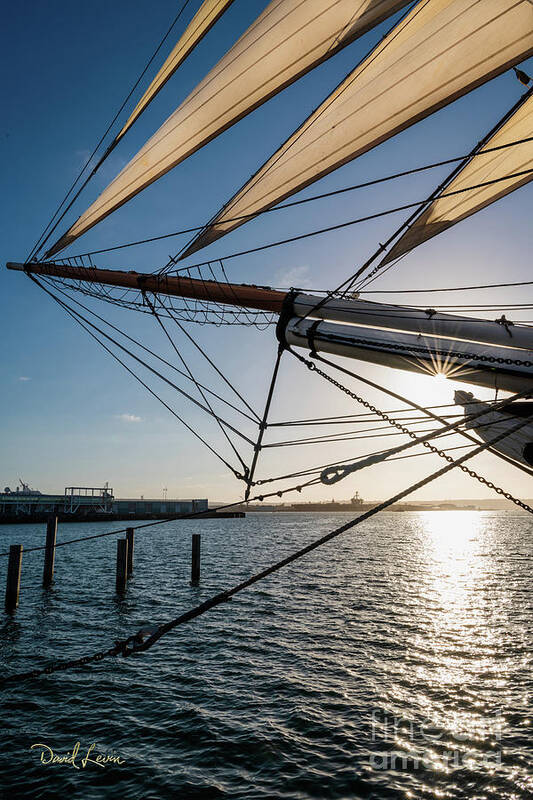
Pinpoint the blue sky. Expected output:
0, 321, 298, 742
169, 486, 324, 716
2, 1, 533, 503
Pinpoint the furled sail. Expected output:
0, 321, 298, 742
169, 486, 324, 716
455, 390, 533, 468
115, 0, 237, 143
283, 315, 533, 394
181, 0, 533, 259
46, 0, 411, 257
378, 88, 533, 265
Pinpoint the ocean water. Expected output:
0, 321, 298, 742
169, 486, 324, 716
0, 511, 531, 800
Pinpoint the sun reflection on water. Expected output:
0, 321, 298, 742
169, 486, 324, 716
404, 512, 507, 764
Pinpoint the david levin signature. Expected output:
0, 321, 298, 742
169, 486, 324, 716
31, 741, 125, 769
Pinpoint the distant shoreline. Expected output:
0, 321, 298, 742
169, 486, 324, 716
229, 501, 531, 513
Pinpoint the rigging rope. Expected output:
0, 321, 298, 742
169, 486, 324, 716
30, 276, 253, 479
172, 168, 533, 272
361, 280, 533, 294
171, 0, 428, 267
41, 278, 260, 423
157, 292, 262, 418
244, 344, 284, 500
144, 292, 249, 473
29, 0, 194, 262
299, 350, 533, 479
64, 135, 533, 260
288, 348, 533, 507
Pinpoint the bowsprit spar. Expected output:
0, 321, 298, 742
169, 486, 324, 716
8, 0, 533, 502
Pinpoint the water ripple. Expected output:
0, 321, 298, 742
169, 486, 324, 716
0, 511, 531, 799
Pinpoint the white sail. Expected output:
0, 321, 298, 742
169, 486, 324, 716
115, 0, 237, 143
182, 0, 533, 259
46, 0, 411, 257
380, 89, 533, 265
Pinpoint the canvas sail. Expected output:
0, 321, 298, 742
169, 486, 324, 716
115, 0, 237, 143
46, 0, 411, 257
379, 89, 533, 264
181, 0, 533, 259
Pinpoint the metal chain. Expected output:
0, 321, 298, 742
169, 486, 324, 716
1, 638, 140, 685
291, 350, 533, 514
311, 330, 533, 368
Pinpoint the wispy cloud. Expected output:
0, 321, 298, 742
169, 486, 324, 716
274, 264, 311, 288
18, 376, 31, 382
116, 413, 142, 423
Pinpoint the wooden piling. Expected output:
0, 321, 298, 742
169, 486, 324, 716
43, 515, 57, 588
5, 544, 23, 612
116, 539, 128, 593
126, 528, 134, 577
191, 533, 201, 585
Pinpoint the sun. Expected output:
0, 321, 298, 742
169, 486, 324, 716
387, 367, 498, 411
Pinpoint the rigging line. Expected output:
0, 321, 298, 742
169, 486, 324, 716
361, 279, 533, 294
263, 426, 445, 448
198, 264, 226, 325
269, 401, 483, 426
41, 290, 244, 477
261, 416, 513, 449
64, 134, 533, 260
3, 411, 529, 686
48, 275, 275, 325
30, 276, 255, 449
252, 441, 477, 486
40, 278, 260, 424
286, 299, 533, 326
178, 167, 533, 267
292, 83, 533, 324
218, 259, 255, 326
204, 263, 237, 324
157, 293, 262, 422
171, 0, 426, 267
390, 304, 533, 310
319, 414, 523, 483
351, 82, 533, 291
322, 409, 533, 485
244, 343, 284, 500
269, 413, 463, 429
355, 249, 410, 291
30, 0, 194, 262
264, 417, 462, 446
144, 292, 250, 473
297, 349, 533, 479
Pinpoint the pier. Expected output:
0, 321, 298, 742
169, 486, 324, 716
0, 485, 243, 524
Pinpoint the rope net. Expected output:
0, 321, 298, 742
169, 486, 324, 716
48, 256, 276, 328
